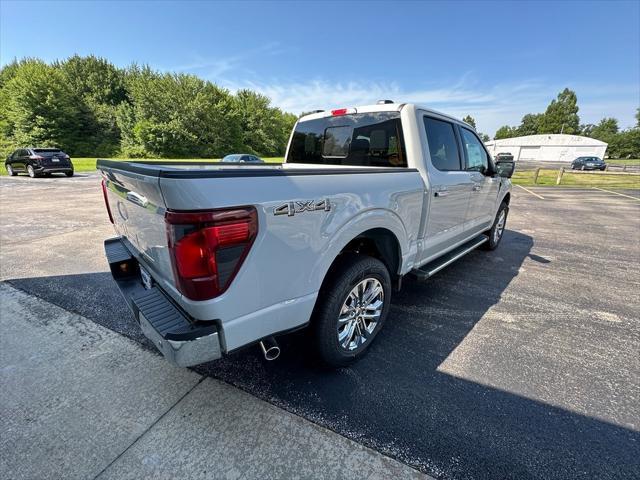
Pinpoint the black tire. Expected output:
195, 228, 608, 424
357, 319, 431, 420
27, 164, 37, 178
6, 164, 16, 176
482, 201, 509, 250
65, 171, 74, 177
311, 253, 391, 368
45, 172, 52, 177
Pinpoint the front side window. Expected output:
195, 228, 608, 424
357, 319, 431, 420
287, 112, 407, 167
423, 117, 461, 171
460, 128, 489, 173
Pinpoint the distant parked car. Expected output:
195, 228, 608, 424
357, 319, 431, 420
5, 148, 74, 178
221, 154, 264, 163
494, 152, 514, 162
571, 156, 606, 171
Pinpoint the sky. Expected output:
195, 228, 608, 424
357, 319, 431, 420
1, 0, 638, 135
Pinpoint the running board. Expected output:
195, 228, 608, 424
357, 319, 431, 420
411, 235, 488, 281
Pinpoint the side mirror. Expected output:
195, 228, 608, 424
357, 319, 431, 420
495, 160, 515, 178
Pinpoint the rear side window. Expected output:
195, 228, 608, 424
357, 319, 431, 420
287, 112, 407, 167
423, 117, 461, 171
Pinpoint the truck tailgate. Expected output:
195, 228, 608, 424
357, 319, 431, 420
100, 165, 174, 286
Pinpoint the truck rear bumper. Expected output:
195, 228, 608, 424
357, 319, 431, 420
104, 237, 222, 367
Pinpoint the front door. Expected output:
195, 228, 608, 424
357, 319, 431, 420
458, 127, 500, 232
421, 115, 473, 262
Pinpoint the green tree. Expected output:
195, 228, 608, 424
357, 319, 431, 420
58, 55, 127, 155
608, 128, 640, 158
0, 60, 87, 155
119, 66, 243, 158
462, 115, 477, 129
539, 88, 580, 134
494, 125, 517, 140
580, 123, 595, 137
517, 113, 544, 136
589, 117, 619, 143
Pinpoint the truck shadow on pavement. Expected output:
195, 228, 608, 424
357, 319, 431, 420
6, 229, 639, 480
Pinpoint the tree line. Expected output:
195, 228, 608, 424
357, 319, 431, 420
0, 55, 298, 158
488, 88, 640, 158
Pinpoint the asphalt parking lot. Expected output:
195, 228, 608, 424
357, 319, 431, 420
1, 173, 639, 480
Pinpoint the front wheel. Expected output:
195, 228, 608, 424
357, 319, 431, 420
6, 164, 16, 176
482, 202, 509, 250
311, 254, 391, 368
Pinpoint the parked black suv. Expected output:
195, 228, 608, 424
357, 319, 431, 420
571, 156, 606, 171
5, 148, 74, 178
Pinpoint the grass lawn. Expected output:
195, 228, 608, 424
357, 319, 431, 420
607, 158, 640, 166
0, 157, 284, 176
513, 168, 640, 188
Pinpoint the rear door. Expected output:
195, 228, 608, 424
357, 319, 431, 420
458, 126, 500, 232
420, 115, 473, 262
16, 149, 28, 171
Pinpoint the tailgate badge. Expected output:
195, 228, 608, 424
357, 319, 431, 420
274, 199, 331, 217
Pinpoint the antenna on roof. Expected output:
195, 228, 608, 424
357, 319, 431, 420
377, 100, 394, 104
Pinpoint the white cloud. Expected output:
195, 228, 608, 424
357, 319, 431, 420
170, 42, 285, 79
219, 77, 639, 136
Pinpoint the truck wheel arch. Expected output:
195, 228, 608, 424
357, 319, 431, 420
319, 228, 403, 294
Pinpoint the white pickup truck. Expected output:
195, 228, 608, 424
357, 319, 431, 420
99, 102, 514, 368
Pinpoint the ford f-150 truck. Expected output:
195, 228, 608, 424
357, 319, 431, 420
98, 102, 514, 368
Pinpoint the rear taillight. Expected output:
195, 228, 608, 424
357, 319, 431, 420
101, 179, 114, 224
165, 207, 258, 301
29, 155, 44, 161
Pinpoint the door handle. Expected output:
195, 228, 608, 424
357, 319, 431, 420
434, 189, 449, 197
472, 185, 481, 191
126, 191, 149, 207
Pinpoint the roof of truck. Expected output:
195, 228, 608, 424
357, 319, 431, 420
298, 102, 468, 128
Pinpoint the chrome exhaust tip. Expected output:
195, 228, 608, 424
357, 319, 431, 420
259, 336, 280, 361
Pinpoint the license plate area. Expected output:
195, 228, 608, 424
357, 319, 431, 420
140, 266, 153, 290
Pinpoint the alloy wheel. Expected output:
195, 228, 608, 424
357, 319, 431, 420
494, 210, 506, 244
337, 277, 384, 351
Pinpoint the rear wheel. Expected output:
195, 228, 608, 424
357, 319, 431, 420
27, 165, 37, 178
312, 254, 391, 368
6, 164, 16, 176
482, 202, 508, 250
65, 171, 74, 177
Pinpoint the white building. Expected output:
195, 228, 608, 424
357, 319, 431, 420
485, 134, 607, 162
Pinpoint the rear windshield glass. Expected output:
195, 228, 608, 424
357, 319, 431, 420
287, 112, 407, 167
33, 148, 63, 153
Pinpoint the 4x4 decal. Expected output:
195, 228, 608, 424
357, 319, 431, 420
274, 199, 331, 217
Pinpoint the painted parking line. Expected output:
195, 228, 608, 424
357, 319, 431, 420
592, 187, 640, 201
515, 184, 545, 199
